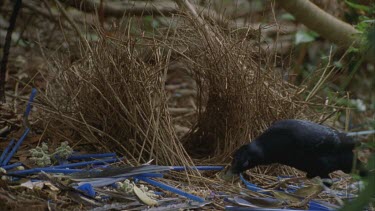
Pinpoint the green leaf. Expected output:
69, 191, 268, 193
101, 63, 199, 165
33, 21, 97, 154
280, 13, 295, 21
334, 61, 343, 69
348, 46, 360, 53
344, 0, 371, 12
295, 30, 319, 45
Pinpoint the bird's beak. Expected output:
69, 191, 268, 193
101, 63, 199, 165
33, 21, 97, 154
220, 166, 238, 181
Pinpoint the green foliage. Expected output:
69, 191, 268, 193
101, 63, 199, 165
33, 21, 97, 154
344, 1, 374, 54
294, 30, 319, 45
340, 154, 375, 211
345, 0, 372, 12
280, 13, 295, 21
29, 143, 52, 167
29, 142, 73, 166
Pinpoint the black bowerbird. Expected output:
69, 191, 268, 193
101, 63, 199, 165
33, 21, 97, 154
230, 119, 367, 181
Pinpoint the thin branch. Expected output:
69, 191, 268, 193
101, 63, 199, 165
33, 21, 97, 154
52, 0, 92, 53
278, 0, 359, 48
0, 0, 22, 103
62, 0, 232, 29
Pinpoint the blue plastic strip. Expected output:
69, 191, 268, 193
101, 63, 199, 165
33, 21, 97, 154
225, 206, 305, 211
1, 162, 22, 170
2, 128, 30, 166
116, 173, 163, 178
24, 88, 37, 119
239, 174, 267, 193
0, 139, 15, 165
308, 200, 339, 211
8, 168, 84, 176
52, 157, 120, 169
171, 166, 225, 171
78, 173, 164, 187
7, 158, 120, 176
67, 153, 117, 160
136, 177, 205, 202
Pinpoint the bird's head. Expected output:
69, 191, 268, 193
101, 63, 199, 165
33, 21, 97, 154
230, 143, 263, 174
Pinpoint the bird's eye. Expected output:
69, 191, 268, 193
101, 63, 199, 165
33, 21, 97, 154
242, 160, 249, 168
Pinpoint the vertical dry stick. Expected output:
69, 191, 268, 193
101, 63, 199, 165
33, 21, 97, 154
345, 92, 350, 132
0, 0, 22, 103
52, 0, 92, 53
175, 0, 220, 46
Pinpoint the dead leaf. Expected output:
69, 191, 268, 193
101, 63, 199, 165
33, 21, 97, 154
271, 191, 301, 204
294, 185, 323, 197
242, 196, 283, 208
133, 184, 158, 206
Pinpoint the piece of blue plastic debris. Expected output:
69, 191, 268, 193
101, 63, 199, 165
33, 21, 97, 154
1, 162, 22, 170
77, 183, 96, 197
2, 128, 30, 166
308, 200, 339, 211
136, 177, 205, 203
0, 139, 15, 165
8, 168, 84, 176
171, 166, 225, 171
77, 173, 164, 187
67, 153, 117, 160
52, 157, 120, 169
24, 88, 37, 119
8, 158, 120, 176
239, 174, 268, 193
225, 206, 305, 211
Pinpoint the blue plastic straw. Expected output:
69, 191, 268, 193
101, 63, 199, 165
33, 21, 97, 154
7, 158, 120, 176
78, 173, 164, 187
0, 139, 15, 165
8, 168, 84, 176
24, 88, 37, 119
239, 174, 267, 193
2, 128, 30, 166
136, 177, 205, 202
308, 200, 339, 211
171, 166, 225, 171
225, 206, 305, 211
1, 162, 22, 170
52, 157, 120, 169
67, 153, 117, 160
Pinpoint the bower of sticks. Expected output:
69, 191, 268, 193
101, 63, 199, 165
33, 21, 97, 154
0, 1, 372, 210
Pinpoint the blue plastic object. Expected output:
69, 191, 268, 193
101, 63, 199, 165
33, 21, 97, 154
225, 206, 305, 211
67, 153, 117, 160
52, 157, 120, 169
24, 88, 37, 119
308, 200, 339, 211
1, 162, 22, 170
239, 174, 267, 193
0, 139, 15, 165
77, 183, 96, 197
171, 166, 225, 171
8, 168, 84, 176
136, 177, 205, 202
2, 128, 30, 166
8, 158, 120, 176
78, 173, 164, 187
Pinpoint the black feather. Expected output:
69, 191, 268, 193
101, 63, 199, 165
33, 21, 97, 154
231, 119, 366, 178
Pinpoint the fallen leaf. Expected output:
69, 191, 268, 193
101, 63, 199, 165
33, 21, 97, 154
294, 185, 323, 197
134, 184, 158, 206
271, 191, 300, 204
242, 196, 283, 208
